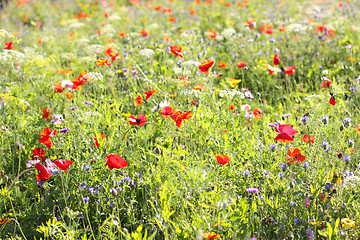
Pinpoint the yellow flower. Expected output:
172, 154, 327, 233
341, 218, 356, 228
229, 78, 241, 87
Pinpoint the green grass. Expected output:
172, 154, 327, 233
0, 0, 360, 239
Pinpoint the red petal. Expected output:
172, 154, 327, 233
274, 133, 294, 143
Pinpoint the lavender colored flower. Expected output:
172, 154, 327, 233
290, 201, 297, 206
88, 186, 94, 193
246, 188, 260, 194
344, 155, 351, 162
71, 106, 79, 111
268, 122, 278, 127
283, 113, 291, 118
270, 143, 277, 150
347, 139, 355, 147
60, 127, 70, 133
243, 169, 250, 176
280, 163, 287, 169
321, 115, 329, 124
303, 162, 310, 168
83, 196, 89, 203
343, 117, 351, 127
324, 183, 333, 189
322, 140, 329, 148
278, 172, 284, 178
80, 183, 86, 189
307, 228, 314, 239
294, 218, 301, 224
26, 159, 40, 168
45, 159, 59, 174
301, 116, 308, 122
85, 101, 93, 105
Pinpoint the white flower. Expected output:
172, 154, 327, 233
61, 80, 74, 89
139, 49, 155, 57
159, 100, 170, 108
241, 104, 251, 111
222, 28, 236, 38
322, 70, 329, 75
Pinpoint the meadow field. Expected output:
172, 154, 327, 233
0, 0, 360, 239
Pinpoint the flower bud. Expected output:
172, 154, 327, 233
111, 188, 118, 197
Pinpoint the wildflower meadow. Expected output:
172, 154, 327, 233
1, 0, 360, 239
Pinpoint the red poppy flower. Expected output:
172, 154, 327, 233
278, 26, 285, 32
274, 124, 297, 143
96, 58, 112, 67
237, 61, 247, 68
259, 24, 272, 32
144, 87, 158, 100
40, 107, 51, 120
215, 154, 231, 165
140, 30, 149, 37
285, 148, 306, 165
135, 95, 143, 106
273, 54, 280, 66
321, 78, 332, 88
275, 133, 294, 143
161, 106, 176, 119
302, 135, 315, 143
106, 155, 128, 170
253, 108, 262, 119
129, 114, 148, 126
218, 62, 227, 68
275, 124, 298, 135
52, 82, 64, 93
284, 66, 295, 75
192, 83, 205, 91
229, 105, 235, 110
207, 30, 217, 39
35, 163, 51, 181
199, 59, 215, 74
39, 127, 57, 148
169, 45, 183, 58
154, 5, 162, 10
93, 133, 106, 148
4, 42, 14, 50
329, 95, 336, 106
315, 25, 327, 33
54, 159, 74, 173
246, 19, 257, 29
41, 127, 57, 138
31, 147, 45, 161
171, 111, 192, 127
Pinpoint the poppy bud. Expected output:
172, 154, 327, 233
133, 128, 137, 134
337, 152, 343, 159
339, 125, 344, 131
179, 154, 185, 160
111, 188, 118, 197
154, 147, 162, 155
